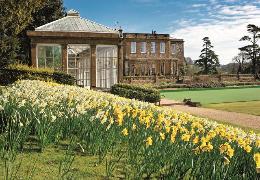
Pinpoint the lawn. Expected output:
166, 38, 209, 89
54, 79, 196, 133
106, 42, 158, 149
0, 143, 109, 179
161, 86, 260, 105
205, 101, 260, 116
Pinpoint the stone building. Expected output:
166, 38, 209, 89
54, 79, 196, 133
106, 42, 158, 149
27, 10, 184, 89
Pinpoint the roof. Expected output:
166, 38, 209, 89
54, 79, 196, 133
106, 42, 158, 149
35, 9, 119, 34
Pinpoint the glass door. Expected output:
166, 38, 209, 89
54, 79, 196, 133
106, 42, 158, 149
67, 45, 91, 88
96, 45, 118, 89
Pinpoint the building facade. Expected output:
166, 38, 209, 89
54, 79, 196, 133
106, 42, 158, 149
122, 33, 184, 84
27, 10, 184, 89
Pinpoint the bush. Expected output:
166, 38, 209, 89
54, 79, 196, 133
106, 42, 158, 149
0, 64, 75, 86
111, 83, 161, 103
188, 81, 226, 88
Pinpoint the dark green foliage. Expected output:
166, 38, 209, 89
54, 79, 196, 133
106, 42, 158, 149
0, 0, 65, 67
0, 0, 45, 68
239, 24, 260, 79
195, 37, 220, 74
111, 84, 161, 103
18, 0, 66, 64
0, 65, 75, 86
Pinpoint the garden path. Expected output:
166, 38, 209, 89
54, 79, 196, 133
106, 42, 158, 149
160, 99, 260, 131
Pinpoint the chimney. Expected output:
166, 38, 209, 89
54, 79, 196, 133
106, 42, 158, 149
119, 28, 123, 38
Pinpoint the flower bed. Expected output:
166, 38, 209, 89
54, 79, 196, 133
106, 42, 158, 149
0, 80, 259, 178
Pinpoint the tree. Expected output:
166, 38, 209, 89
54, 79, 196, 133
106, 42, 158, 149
0, 0, 45, 68
239, 24, 260, 79
232, 52, 248, 79
195, 37, 220, 74
18, 0, 66, 64
184, 57, 200, 76
0, 0, 65, 68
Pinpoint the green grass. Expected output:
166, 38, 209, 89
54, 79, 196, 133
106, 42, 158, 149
161, 86, 260, 105
0, 143, 113, 179
205, 101, 260, 116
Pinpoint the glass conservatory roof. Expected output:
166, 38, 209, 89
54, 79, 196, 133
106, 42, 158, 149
35, 9, 119, 34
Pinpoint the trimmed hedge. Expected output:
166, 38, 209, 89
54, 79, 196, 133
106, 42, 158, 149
111, 83, 161, 103
0, 64, 75, 86
154, 81, 260, 89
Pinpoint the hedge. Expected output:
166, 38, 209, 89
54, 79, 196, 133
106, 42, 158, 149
154, 81, 260, 89
0, 64, 75, 86
111, 83, 161, 103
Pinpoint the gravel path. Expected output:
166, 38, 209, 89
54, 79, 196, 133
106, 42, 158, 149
160, 99, 260, 130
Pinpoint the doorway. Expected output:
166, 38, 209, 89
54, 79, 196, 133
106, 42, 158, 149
67, 45, 91, 88
96, 45, 118, 88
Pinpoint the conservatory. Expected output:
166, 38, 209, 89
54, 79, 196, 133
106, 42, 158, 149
27, 10, 122, 89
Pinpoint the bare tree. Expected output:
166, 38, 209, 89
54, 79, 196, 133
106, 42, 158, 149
232, 52, 248, 80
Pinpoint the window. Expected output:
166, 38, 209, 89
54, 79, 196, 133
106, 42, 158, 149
172, 44, 177, 54
124, 61, 129, 76
152, 64, 156, 75
141, 64, 146, 75
141, 42, 146, 53
131, 42, 136, 53
151, 42, 156, 54
37, 45, 62, 71
160, 63, 165, 75
160, 42, 165, 53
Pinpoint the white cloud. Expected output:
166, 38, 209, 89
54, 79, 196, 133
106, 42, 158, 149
171, 4, 260, 64
192, 4, 207, 8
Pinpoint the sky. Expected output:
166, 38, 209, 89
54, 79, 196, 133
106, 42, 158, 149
63, 0, 260, 65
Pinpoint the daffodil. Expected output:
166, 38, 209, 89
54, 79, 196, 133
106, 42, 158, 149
132, 123, 137, 130
146, 136, 153, 146
254, 153, 260, 168
193, 136, 199, 144
243, 145, 252, 153
122, 128, 128, 136
160, 132, 165, 141
181, 134, 191, 142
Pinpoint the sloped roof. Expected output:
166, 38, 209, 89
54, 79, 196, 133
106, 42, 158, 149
35, 9, 119, 34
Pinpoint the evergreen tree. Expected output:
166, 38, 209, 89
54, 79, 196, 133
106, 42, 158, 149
239, 24, 260, 79
195, 37, 220, 74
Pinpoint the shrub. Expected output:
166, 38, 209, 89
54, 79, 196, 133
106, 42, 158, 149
111, 83, 161, 103
0, 64, 75, 86
188, 81, 226, 88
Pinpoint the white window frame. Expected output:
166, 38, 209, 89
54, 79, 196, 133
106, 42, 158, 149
96, 45, 118, 89
160, 42, 165, 54
141, 42, 146, 54
36, 43, 62, 69
151, 42, 156, 54
67, 44, 91, 88
131, 42, 136, 54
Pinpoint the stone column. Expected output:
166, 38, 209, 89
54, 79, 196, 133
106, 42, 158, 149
62, 44, 68, 73
118, 42, 124, 83
31, 43, 37, 67
90, 45, 97, 88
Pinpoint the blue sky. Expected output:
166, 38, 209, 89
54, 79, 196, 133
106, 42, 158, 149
64, 0, 260, 64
